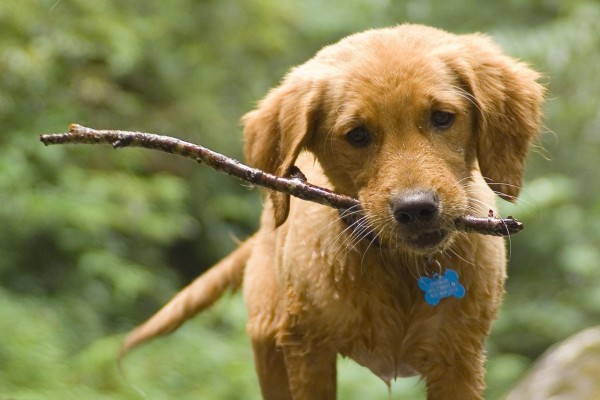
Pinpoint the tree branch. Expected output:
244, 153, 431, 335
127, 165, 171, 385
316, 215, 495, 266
40, 124, 523, 237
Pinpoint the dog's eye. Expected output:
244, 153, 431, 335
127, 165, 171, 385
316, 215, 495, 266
430, 111, 455, 130
345, 127, 371, 147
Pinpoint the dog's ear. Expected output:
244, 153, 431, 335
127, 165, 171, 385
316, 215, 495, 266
450, 34, 545, 201
242, 77, 323, 226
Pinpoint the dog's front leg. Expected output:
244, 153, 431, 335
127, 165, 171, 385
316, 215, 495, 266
282, 341, 337, 400
421, 339, 486, 400
425, 365, 485, 400
251, 333, 293, 400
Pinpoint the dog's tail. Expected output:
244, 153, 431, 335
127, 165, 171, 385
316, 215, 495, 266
119, 234, 255, 358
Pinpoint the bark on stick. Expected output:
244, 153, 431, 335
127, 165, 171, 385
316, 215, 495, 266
40, 124, 523, 237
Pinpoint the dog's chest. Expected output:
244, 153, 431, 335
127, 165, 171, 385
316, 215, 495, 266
333, 285, 442, 381
280, 221, 464, 381
309, 259, 444, 382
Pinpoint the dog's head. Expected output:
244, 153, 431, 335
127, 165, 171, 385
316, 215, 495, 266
243, 24, 544, 253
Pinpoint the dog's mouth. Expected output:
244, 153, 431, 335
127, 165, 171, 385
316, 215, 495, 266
339, 208, 453, 251
405, 229, 450, 250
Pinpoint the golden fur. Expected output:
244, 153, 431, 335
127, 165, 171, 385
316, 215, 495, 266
122, 24, 544, 399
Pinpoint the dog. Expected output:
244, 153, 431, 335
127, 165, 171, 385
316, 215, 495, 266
121, 24, 544, 399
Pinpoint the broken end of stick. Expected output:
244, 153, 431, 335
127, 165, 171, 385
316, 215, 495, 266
457, 215, 524, 236
40, 123, 84, 146
39, 131, 65, 146
503, 216, 524, 235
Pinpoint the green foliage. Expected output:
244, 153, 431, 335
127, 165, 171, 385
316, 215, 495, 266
2, 0, 599, 398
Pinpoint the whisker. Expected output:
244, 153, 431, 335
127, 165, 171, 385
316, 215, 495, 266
326, 213, 367, 262
329, 205, 386, 264
445, 238, 475, 267
438, 84, 487, 117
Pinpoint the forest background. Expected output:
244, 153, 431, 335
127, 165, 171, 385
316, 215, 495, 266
2, 0, 600, 399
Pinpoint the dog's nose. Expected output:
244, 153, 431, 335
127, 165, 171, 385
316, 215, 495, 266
391, 190, 439, 226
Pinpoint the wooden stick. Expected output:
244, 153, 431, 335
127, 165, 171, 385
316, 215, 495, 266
40, 124, 523, 236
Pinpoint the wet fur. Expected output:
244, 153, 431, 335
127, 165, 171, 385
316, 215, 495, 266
122, 24, 544, 399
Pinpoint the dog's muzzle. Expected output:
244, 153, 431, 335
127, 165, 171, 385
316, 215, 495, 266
339, 189, 451, 251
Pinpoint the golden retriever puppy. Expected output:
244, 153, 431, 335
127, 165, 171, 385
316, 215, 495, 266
122, 24, 544, 399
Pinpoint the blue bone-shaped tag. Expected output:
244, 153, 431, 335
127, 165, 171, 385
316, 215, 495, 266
418, 269, 465, 306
